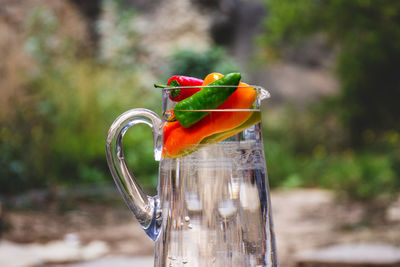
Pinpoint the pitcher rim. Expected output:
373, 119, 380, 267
162, 85, 270, 100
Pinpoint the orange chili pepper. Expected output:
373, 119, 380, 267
162, 73, 257, 158
203, 72, 223, 85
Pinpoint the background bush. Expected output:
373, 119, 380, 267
262, 0, 400, 146
168, 46, 240, 79
1, 0, 399, 211
0, 3, 160, 194
263, 106, 400, 203
260, 0, 400, 205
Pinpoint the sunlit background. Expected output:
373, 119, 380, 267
1, 0, 400, 266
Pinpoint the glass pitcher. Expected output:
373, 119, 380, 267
106, 84, 278, 267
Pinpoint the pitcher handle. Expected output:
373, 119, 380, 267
106, 108, 163, 241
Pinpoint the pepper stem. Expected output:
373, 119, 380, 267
154, 81, 181, 98
154, 83, 168, 88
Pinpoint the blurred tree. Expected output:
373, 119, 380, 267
97, 0, 139, 67
168, 47, 240, 78
193, 0, 239, 46
0, 2, 159, 195
261, 0, 400, 147
68, 0, 102, 48
260, 1, 400, 222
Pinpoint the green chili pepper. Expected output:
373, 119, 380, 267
174, 73, 241, 128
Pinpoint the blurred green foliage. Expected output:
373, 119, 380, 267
262, 0, 400, 146
97, 0, 139, 67
263, 107, 400, 203
168, 47, 240, 79
2, 0, 399, 210
261, 0, 400, 202
0, 3, 159, 194
0, 2, 240, 196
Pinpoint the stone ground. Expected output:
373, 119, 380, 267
1, 189, 400, 267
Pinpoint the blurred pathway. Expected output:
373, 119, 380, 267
0, 239, 108, 267
2, 189, 400, 267
71, 256, 153, 267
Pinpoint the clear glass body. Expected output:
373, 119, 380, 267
106, 86, 278, 267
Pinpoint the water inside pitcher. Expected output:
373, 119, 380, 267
106, 85, 278, 267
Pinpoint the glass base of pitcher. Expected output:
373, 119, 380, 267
155, 137, 278, 267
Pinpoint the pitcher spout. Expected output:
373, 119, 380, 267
260, 87, 271, 100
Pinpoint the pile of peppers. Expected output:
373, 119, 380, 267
158, 72, 260, 158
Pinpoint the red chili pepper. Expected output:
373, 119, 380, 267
155, 75, 203, 102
